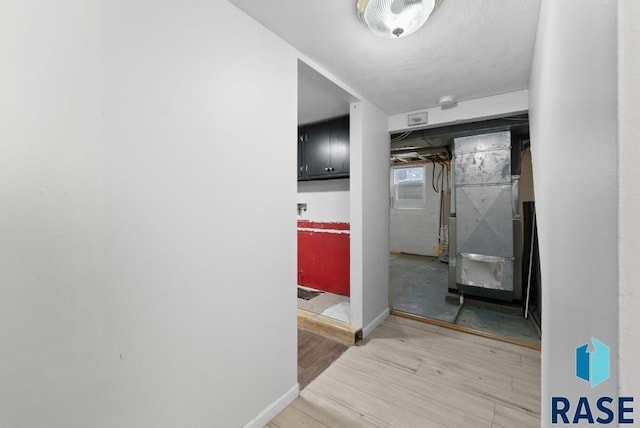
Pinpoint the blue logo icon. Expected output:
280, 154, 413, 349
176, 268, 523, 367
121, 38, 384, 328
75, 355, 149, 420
576, 337, 610, 388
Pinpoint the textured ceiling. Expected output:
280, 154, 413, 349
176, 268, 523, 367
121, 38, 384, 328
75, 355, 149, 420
229, 0, 541, 117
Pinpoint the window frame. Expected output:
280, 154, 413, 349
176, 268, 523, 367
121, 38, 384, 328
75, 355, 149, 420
391, 164, 426, 209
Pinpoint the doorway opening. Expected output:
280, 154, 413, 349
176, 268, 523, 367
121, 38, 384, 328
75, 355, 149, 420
389, 115, 541, 348
296, 60, 354, 330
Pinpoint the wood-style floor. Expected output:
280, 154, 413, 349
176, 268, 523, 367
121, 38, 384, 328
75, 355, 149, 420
298, 329, 349, 390
270, 315, 541, 428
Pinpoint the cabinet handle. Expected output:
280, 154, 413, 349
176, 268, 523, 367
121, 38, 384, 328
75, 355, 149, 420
305, 134, 308, 142
325, 167, 329, 171
299, 135, 303, 142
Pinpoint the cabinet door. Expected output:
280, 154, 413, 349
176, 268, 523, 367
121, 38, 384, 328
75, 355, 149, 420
297, 127, 304, 180
304, 120, 332, 178
329, 115, 350, 176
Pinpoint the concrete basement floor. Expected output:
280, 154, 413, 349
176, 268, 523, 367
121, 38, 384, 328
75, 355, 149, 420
390, 253, 460, 323
390, 253, 540, 346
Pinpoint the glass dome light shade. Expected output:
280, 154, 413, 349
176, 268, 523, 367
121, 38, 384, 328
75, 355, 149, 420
357, 0, 441, 38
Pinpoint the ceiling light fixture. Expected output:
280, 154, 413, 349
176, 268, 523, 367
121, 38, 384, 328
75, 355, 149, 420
357, 0, 441, 38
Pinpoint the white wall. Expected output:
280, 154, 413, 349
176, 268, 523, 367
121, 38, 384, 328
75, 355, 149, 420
1, 1, 299, 427
297, 179, 349, 223
618, 0, 640, 400
102, 1, 298, 426
0, 1, 106, 426
390, 163, 446, 256
529, 0, 618, 423
350, 100, 391, 335
388, 90, 528, 133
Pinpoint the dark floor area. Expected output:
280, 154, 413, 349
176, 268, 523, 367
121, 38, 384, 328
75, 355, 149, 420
390, 253, 540, 346
456, 298, 541, 344
298, 329, 349, 390
390, 253, 460, 322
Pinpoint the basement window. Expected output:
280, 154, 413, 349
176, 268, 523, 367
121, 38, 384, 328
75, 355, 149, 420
393, 166, 425, 209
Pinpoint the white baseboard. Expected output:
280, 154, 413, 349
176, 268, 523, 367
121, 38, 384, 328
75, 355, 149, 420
243, 383, 299, 428
363, 307, 390, 338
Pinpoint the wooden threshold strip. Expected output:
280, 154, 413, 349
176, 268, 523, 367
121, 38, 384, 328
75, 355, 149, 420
297, 309, 363, 345
390, 309, 542, 351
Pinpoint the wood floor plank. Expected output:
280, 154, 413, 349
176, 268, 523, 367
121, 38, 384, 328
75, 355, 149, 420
388, 315, 540, 357
348, 337, 425, 372
298, 330, 349, 390
415, 359, 540, 416
494, 402, 541, 428
270, 315, 541, 427
294, 390, 387, 428
429, 338, 521, 366
347, 338, 539, 416
269, 404, 329, 428
370, 320, 541, 414
309, 374, 447, 427
369, 327, 541, 415
520, 350, 543, 369
298, 330, 327, 365
354, 335, 519, 392
380, 320, 540, 377
512, 375, 541, 399
336, 351, 496, 423
370, 319, 541, 388
426, 340, 541, 380
326, 357, 494, 427
383, 316, 541, 378
367, 321, 436, 349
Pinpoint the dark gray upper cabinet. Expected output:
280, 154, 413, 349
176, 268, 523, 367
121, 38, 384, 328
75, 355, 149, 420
298, 126, 304, 180
328, 115, 349, 175
298, 115, 349, 181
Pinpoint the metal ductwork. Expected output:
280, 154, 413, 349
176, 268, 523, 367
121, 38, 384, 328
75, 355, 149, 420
451, 130, 522, 301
